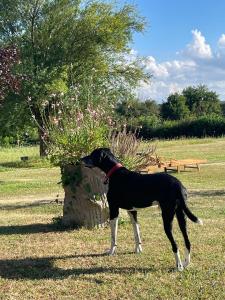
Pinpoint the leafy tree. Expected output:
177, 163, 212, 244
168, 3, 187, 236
0, 0, 150, 155
161, 93, 190, 120
0, 46, 27, 142
182, 85, 221, 116
116, 98, 159, 119
116, 98, 143, 118
144, 99, 160, 116
0, 92, 33, 141
221, 101, 225, 117
0, 46, 20, 100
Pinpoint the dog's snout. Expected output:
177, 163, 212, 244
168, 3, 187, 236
81, 155, 95, 168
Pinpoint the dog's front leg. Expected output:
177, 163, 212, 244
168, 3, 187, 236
128, 211, 142, 254
106, 217, 118, 255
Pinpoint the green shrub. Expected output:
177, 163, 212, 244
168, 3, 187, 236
0, 136, 14, 147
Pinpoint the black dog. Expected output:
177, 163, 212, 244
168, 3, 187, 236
81, 148, 203, 271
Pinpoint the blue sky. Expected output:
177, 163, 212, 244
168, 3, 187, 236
119, 0, 225, 102
130, 0, 225, 59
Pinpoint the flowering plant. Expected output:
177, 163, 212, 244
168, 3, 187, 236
37, 91, 113, 166
29, 88, 156, 170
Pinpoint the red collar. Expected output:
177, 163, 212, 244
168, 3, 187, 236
104, 163, 123, 184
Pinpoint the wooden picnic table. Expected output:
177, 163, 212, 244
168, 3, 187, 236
140, 158, 207, 174
163, 159, 207, 173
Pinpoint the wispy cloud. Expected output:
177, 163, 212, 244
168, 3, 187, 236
137, 30, 225, 102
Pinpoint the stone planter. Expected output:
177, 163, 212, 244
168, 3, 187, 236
62, 164, 109, 229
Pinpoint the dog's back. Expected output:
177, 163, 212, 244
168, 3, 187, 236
108, 168, 185, 209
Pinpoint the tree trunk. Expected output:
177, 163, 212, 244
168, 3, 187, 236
30, 103, 48, 157
38, 128, 48, 157
62, 164, 109, 229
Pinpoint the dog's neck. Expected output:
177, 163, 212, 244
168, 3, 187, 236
100, 158, 123, 175
106, 163, 123, 178
103, 162, 123, 184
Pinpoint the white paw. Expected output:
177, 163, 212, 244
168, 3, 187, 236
182, 249, 191, 268
174, 251, 183, 271
135, 245, 143, 254
177, 263, 184, 271
105, 246, 117, 256
182, 256, 191, 268
197, 218, 203, 225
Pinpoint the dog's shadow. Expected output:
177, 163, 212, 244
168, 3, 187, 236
0, 253, 161, 281
0, 222, 68, 235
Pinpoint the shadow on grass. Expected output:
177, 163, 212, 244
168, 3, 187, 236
190, 189, 225, 197
0, 254, 158, 281
0, 159, 51, 169
0, 222, 69, 235
0, 161, 28, 168
0, 200, 61, 211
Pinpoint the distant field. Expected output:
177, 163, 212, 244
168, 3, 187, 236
0, 138, 224, 299
156, 136, 225, 162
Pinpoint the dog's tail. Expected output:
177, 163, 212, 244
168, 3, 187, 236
177, 186, 203, 225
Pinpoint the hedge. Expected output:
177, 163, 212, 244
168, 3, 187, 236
138, 115, 225, 139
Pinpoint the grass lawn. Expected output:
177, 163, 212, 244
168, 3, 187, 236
0, 138, 224, 299
0, 146, 62, 200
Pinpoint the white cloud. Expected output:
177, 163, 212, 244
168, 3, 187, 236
184, 29, 212, 59
218, 34, 225, 48
143, 56, 169, 77
136, 29, 225, 102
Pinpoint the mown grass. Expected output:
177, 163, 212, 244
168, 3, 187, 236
0, 146, 52, 170
155, 136, 225, 162
0, 138, 225, 299
0, 146, 62, 200
0, 168, 62, 200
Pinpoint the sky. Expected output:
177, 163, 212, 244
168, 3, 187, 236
119, 0, 225, 102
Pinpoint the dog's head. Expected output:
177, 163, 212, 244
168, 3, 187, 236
81, 148, 118, 172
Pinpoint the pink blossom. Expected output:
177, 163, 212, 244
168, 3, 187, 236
52, 117, 59, 125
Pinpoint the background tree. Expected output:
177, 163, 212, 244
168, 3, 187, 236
0, 92, 34, 142
0, 47, 20, 101
116, 98, 144, 119
182, 85, 222, 117
0, 0, 150, 155
144, 99, 160, 116
221, 101, 225, 117
116, 98, 159, 119
161, 93, 190, 120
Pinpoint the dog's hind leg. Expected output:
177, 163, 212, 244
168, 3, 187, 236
176, 208, 191, 268
162, 209, 183, 271
128, 211, 142, 254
